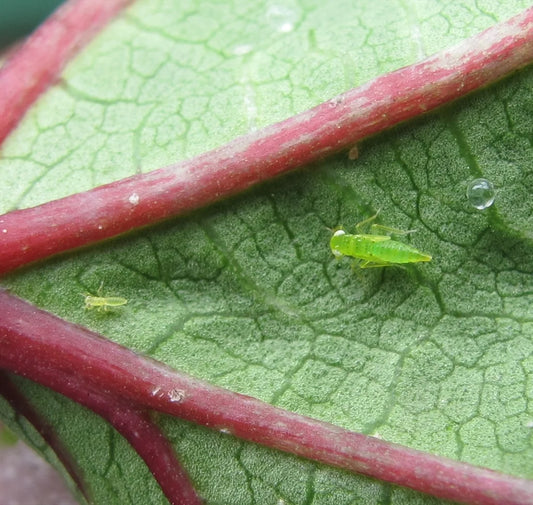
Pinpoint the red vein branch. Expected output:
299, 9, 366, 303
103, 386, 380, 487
0, 0, 133, 144
1, 290, 531, 505
0, 371, 90, 502
41, 377, 203, 505
1, 7, 533, 274
0, 345, 201, 505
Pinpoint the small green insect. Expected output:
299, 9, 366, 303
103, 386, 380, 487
83, 282, 127, 311
330, 212, 432, 268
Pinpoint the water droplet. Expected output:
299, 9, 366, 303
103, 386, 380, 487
466, 178, 495, 210
128, 192, 140, 205
266, 5, 299, 33
2, 229, 7, 233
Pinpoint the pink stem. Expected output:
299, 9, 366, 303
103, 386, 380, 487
1, 7, 533, 274
0, 0, 133, 144
1, 290, 531, 505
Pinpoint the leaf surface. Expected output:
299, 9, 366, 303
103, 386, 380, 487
1, 0, 533, 504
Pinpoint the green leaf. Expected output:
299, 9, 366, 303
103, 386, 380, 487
2, 0, 533, 504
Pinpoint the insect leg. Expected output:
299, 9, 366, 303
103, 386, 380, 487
359, 260, 397, 268
370, 223, 417, 236
350, 258, 363, 271
355, 209, 381, 233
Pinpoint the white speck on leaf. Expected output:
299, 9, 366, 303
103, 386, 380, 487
348, 145, 359, 160
233, 44, 253, 56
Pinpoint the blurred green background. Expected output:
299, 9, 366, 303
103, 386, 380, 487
1, 0, 64, 48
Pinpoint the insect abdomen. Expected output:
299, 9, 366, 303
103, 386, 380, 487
364, 239, 431, 263
85, 295, 128, 309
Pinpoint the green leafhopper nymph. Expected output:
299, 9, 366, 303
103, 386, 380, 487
330, 213, 432, 268
84, 294, 128, 310
83, 282, 127, 311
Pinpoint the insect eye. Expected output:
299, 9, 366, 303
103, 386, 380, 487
333, 229, 346, 237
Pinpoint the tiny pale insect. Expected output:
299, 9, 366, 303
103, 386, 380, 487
83, 282, 127, 311
330, 212, 432, 268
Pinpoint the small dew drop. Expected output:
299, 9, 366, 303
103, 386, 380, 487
266, 5, 298, 33
2, 229, 7, 233
128, 192, 140, 205
97, 224, 103, 230
466, 178, 495, 210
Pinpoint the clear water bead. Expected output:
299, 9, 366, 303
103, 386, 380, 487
466, 178, 495, 210
266, 5, 299, 33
